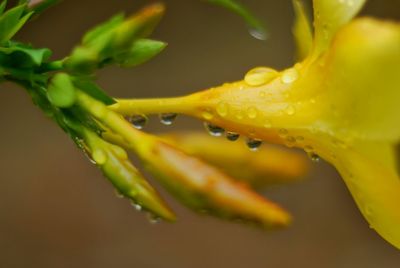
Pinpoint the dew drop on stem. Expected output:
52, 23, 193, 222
127, 115, 148, 129
204, 122, 225, 137
159, 113, 177, 125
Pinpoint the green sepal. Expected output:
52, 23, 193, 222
0, 1, 7, 16
82, 13, 124, 46
0, 42, 52, 67
47, 73, 76, 108
72, 78, 116, 105
116, 38, 167, 68
0, 4, 33, 43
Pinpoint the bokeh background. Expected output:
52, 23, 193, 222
1, 0, 400, 267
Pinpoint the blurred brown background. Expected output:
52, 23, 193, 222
0, 0, 399, 267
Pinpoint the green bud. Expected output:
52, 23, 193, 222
47, 73, 76, 108
117, 39, 167, 67
64, 46, 99, 74
111, 3, 165, 52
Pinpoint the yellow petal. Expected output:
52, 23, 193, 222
162, 131, 309, 187
317, 18, 400, 142
312, 0, 366, 55
292, 0, 313, 60
332, 142, 400, 249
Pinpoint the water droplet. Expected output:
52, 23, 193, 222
285, 136, 296, 147
127, 115, 147, 129
246, 138, 262, 151
309, 153, 320, 162
131, 202, 142, 211
216, 102, 229, 117
304, 145, 313, 153
244, 67, 278, 86
285, 105, 295, 115
263, 120, 272, 128
147, 213, 161, 224
247, 107, 258, 119
93, 149, 107, 165
202, 110, 214, 120
248, 28, 268, 40
226, 132, 240, 141
281, 68, 299, 84
159, 113, 177, 125
278, 128, 288, 137
115, 189, 124, 199
235, 111, 244, 120
204, 122, 224, 137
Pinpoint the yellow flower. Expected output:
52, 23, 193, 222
110, 0, 400, 249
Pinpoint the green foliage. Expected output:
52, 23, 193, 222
0, 0, 270, 223
0, 3, 32, 44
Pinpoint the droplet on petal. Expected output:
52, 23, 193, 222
281, 68, 299, 84
247, 107, 258, 119
246, 138, 262, 151
204, 122, 225, 137
127, 115, 148, 129
159, 113, 177, 125
226, 131, 240, 141
216, 102, 229, 117
93, 149, 107, 165
244, 67, 278, 86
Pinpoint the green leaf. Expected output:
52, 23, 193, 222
0, 4, 32, 43
82, 13, 124, 46
0, 1, 7, 16
206, 0, 267, 40
117, 38, 167, 67
0, 42, 52, 67
73, 78, 116, 105
47, 73, 77, 108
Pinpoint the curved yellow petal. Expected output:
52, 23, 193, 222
161, 131, 309, 187
312, 0, 366, 55
333, 142, 400, 249
292, 0, 313, 60
317, 18, 400, 142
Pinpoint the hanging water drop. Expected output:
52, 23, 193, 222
226, 131, 240, 141
127, 115, 147, 129
249, 27, 268, 41
159, 113, 177, 125
309, 153, 321, 162
246, 138, 262, 151
147, 213, 161, 224
204, 122, 225, 137
115, 189, 124, 199
131, 201, 142, 211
